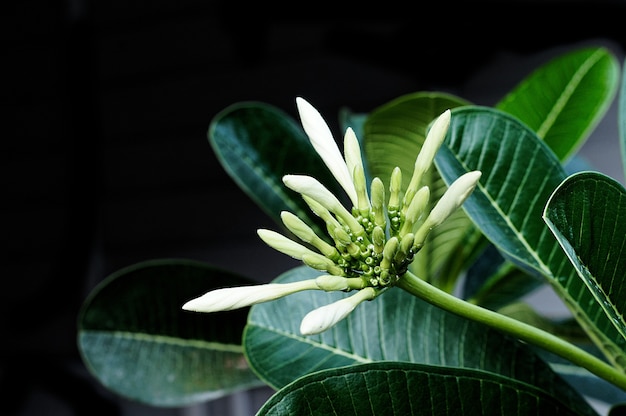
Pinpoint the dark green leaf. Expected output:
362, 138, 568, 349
617, 59, 626, 179
244, 266, 594, 410
78, 259, 263, 406
543, 171, 626, 341
257, 362, 598, 416
497, 46, 619, 161
436, 106, 626, 371
208, 102, 344, 237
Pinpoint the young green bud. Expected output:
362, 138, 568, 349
370, 177, 386, 228
388, 167, 403, 210
257, 229, 320, 260
281, 211, 339, 259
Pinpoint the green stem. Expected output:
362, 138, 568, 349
398, 270, 626, 391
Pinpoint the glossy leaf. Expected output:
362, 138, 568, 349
436, 106, 626, 371
244, 266, 594, 409
543, 171, 626, 341
78, 259, 263, 406
497, 46, 619, 161
208, 102, 345, 237
362, 91, 472, 288
257, 362, 598, 416
620, 57, 626, 183
459, 47, 618, 305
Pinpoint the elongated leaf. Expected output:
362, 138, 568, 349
435, 106, 626, 371
257, 362, 598, 416
543, 171, 626, 341
208, 102, 344, 237
78, 259, 263, 406
497, 46, 619, 161
362, 91, 472, 289
620, 57, 626, 183
244, 266, 595, 411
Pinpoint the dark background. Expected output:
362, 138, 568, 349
3, 1, 626, 415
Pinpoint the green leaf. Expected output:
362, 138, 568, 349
497, 46, 619, 161
77, 259, 263, 407
208, 102, 344, 236
244, 266, 594, 409
257, 362, 599, 416
362, 91, 472, 289
543, 171, 626, 342
436, 106, 626, 371
620, 57, 626, 183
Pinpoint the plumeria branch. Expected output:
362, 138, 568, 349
183, 97, 482, 336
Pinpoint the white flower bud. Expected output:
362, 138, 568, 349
296, 97, 358, 207
182, 280, 318, 312
257, 229, 319, 260
299, 287, 377, 335
405, 110, 451, 206
283, 174, 364, 237
414, 170, 481, 245
280, 211, 338, 259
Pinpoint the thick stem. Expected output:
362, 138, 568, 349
398, 270, 626, 391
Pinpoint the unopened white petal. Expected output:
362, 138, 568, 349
283, 175, 364, 235
413, 170, 482, 251
415, 109, 450, 174
296, 97, 358, 206
428, 170, 481, 226
183, 280, 317, 312
257, 229, 320, 260
299, 287, 376, 335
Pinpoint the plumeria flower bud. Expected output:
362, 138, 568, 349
302, 195, 342, 238
388, 167, 403, 210
414, 170, 482, 246
371, 225, 386, 254
302, 253, 345, 276
405, 110, 451, 207
344, 128, 370, 215
370, 177, 386, 228
283, 174, 364, 237
296, 97, 358, 207
400, 186, 430, 236
315, 275, 366, 291
183, 280, 319, 312
280, 211, 339, 260
257, 229, 320, 260
300, 287, 378, 335
353, 164, 370, 216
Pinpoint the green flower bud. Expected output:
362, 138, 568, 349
380, 236, 399, 272
371, 226, 386, 254
370, 177, 386, 228
388, 167, 402, 210
281, 211, 339, 259
302, 253, 344, 276
257, 229, 320, 260
400, 186, 430, 236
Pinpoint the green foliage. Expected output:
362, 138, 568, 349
76, 46, 626, 414
78, 259, 264, 406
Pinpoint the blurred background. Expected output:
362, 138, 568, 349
3, 0, 626, 415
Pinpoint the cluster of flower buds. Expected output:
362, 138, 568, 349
183, 97, 481, 335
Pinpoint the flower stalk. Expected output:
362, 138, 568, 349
397, 270, 626, 391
